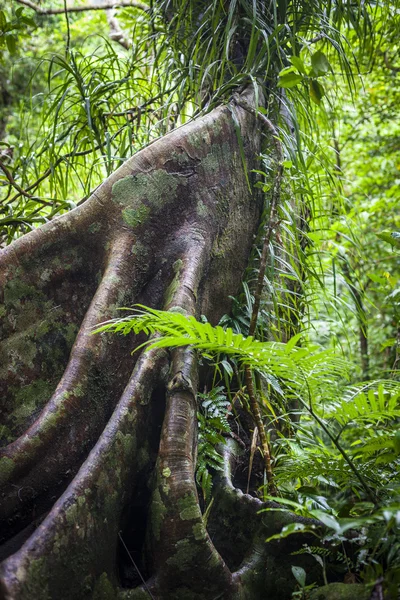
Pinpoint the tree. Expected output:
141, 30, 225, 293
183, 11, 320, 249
0, 1, 397, 599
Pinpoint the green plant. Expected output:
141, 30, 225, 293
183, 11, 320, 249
196, 386, 232, 502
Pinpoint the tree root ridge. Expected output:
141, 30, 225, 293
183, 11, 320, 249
0, 349, 169, 599
206, 439, 326, 599
0, 92, 320, 599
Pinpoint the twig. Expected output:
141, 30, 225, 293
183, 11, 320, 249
105, 6, 130, 49
0, 159, 33, 200
7, 145, 102, 205
308, 33, 325, 44
15, 0, 149, 15
383, 51, 400, 73
118, 532, 155, 599
103, 85, 179, 118
63, 0, 71, 54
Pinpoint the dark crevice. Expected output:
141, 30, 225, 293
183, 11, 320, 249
117, 384, 166, 588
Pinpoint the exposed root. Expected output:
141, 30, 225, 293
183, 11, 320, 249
0, 232, 145, 542
0, 349, 168, 599
0, 91, 268, 598
143, 240, 234, 598
208, 439, 324, 598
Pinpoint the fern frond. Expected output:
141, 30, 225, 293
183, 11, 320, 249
326, 385, 400, 426
95, 305, 348, 395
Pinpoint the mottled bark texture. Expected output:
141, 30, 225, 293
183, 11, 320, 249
0, 95, 319, 599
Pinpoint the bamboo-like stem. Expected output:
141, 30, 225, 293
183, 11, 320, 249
15, 0, 149, 15
244, 366, 277, 495
234, 97, 284, 497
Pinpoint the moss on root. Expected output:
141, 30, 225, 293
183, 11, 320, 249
309, 583, 370, 600
92, 572, 116, 600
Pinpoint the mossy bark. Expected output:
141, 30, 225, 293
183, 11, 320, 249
1, 93, 321, 599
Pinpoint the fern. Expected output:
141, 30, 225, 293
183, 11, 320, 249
196, 387, 232, 502
326, 384, 400, 426
94, 305, 348, 396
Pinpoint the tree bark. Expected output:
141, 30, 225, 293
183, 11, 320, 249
0, 93, 321, 599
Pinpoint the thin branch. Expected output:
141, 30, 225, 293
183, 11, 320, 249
103, 85, 180, 118
63, 0, 71, 54
0, 159, 33, 200
307, 33, 325, 44
383, 51, 400, 73
15, 0, 149, 15
6, 145, 102, 205
105, 7, 130, 49
234, 97, 283, 334
233, 96, 285, 497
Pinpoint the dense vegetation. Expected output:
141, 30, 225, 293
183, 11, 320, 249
1, 0, 400, 598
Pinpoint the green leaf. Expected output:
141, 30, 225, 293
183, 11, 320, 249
376, 231, 400, 249
289, 56, 307, 75
367, 272, 387, 285
282, 160, 293, 168
311, 51, 331, 75
266, 522, 316, 542
309, 80, 325, 104
380, 338, 396, 350
0, 10, 6, 29
278, 73, 303, 89
292, 566, 306, 588
5, 33, 17, 54
310, 510, 341, 533
21, 16, 37, 28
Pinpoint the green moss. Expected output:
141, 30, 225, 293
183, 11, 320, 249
309, 583, 369, 600
116, 430, 136, 456
0, 424, 13, 444
166, 538, 199, 571
112, 169, 184, 231
122, 205, 150, 228
65, 502, 80, 526
92, 572, 115, 600
131, 241, 149, 260
11, 398, 37, 425
192, 522, 206, 541
14, 379, 53, 411
4, 280, 37, 305
6, 335, 37, 369
39, 409, 61, 437
0, 303, 6, 317
52, 531, 69, 555
150, 488, 167, 541
200, 142, 231, 175
177, 493, 199, 521
77, 495, 86, 507
21, 557, 51, 599
0, 456, 15, 485
179, 505, 198, 521
196, 200, 208, 218
88, 222, 102, 234
164, 259, 183, 305
162, 467, 171, 478
65, 323, 79, 348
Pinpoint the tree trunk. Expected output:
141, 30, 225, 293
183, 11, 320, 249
0, 93, 320, 599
